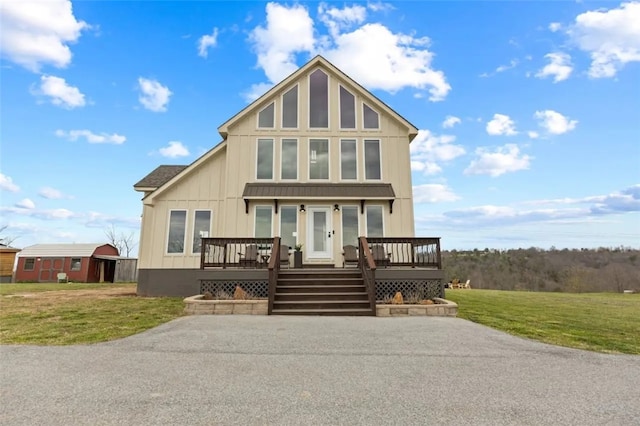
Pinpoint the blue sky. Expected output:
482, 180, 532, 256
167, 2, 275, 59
1, 0, 639, 253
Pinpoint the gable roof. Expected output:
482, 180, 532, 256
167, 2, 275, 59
17, 243, 116, 258
218, 55, 419, 140
134, 165, 188, 190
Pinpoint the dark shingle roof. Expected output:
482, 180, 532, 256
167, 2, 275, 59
134, 165, 188, 189
242, 183, 395, 199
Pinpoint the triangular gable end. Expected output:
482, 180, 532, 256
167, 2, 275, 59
218, 55, 419, 141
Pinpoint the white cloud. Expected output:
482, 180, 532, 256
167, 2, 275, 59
34, 75, 86, 108
0, 173, 20, 192
536, 52, 573, 82
495, 59, 518, 73
534, 110, 578, 135
55, 129, 126, 144
159, 141, 190, 158
413, 184, 460, 203
248, 3, 450, 102
442, 115, 461, 129
528, 131, 540, 139
197, 27, 219, 58
0, 206, 76, 220
0, 0, 88, 71
38, 187, 72, 200
138, 77, 172, 112
464, 144, 532, 177
486, 114, 517, 136
15, 198, 35, 209
242, 82, 274, 103
567, 2, 640, 78
549, 22, 562, 32
410, 129, 465, 175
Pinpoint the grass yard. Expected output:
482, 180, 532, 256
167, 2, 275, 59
445, 289, 640, 355
0, 283, 184, 345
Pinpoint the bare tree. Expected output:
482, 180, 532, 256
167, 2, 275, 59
104, 224, 137, 257
0, 225, 18, 247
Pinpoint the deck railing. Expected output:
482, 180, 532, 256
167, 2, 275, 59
267, 237, 280, 315
365, 237, 441, 269
358, 237, 377, 315
200, 238, 275, 269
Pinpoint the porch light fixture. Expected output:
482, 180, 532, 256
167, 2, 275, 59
334, 204, 340, 212
299, 204, 306, 212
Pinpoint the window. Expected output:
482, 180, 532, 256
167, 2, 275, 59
192, 210, 212, 254
309, 69, 328, 128
364, 139, 381, 180
281, 139, 298, 180
24, 258, 35, 271
254, 206, 273, 238
341, 206, 359, 247
366, 206, 384, 237
167, 210, 187, 254
339, 86, 356, 129
280, 206, 297, 250
363, 103, 379, 129
282, 85, 298, 128
340, 139, 357, 180
256, 138, 274, 179
309, 139, 329, 179
70, 258, 81, 271
258, 102, 275, 128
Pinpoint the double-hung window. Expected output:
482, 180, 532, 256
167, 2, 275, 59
309, 139, 329, 179
192, 210, 211, 254
279, 206, 298, 250
256, 138, 274, 180
281, 139, 298, 180
254, 207, 273, 238
167, 210, 187, 254
364, 139, 381, 180
341, 206, 359, 247
340, 139, 357, 180
366, 206, 384, 237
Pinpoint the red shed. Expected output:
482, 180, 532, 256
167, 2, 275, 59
15, 243, 119, 283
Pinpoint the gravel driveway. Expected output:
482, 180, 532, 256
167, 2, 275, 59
1, 316, 639, 425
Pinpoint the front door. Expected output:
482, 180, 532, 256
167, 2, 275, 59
39, 257, 64, 282
307, 206, 332, 259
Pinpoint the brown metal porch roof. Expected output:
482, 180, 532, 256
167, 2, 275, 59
242, 183, 395, 199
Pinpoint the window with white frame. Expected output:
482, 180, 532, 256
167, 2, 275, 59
254, 206, 273, 238
24, 258, 35, 271
309, 69, 329, 128
256, 138, 274, 179
282, 85, 298, 128
70, 258, 82, 271
281, 139, 297, 180
366, 206, 384, 237
341, 206, 359, 247
280, 206, 297, 250
339, 86, 356, 129
192, 210, 211, 254
258, 102, 275, 128
167, 210, 187, 253
340, 139, 357, 180
309, 139, 329, 179
363, 103, 379, 129
364, 139, 381, 180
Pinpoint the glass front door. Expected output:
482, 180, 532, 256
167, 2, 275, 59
307, 206, 332, 259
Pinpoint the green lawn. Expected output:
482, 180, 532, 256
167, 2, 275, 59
445, 289, 640, 354
0, 283, 184, 345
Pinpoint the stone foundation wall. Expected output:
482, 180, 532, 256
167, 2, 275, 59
184, 295, 268, 315
376, 298, 457, 317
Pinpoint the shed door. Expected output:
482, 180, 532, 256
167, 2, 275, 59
39, 257, 64, 282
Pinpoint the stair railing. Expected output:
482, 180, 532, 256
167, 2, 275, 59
358, 236, 377, 316
267, 237, 281, 315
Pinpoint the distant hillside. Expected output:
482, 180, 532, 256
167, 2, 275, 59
442, 247, 640, 293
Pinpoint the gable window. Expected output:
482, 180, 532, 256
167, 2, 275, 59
254, 206, 273, 238
192, 210, 212, 254
256, 138, 274, 180
167, 210, 187, 254
341, 206, 359, 247
339, 86, 356, 129
309, 69, 329, 128
258, 102, 275, 128
282, 85, 298, 128
24, 258, 35, 271
309, 139, 329, 180
340, 139, 357, 180
366, 206, 384, 237
280, 206, 298, 250
70, 258, 82, 271
363, 103, 379, 129
364, 139, 381, 180
281, 139, 298, 180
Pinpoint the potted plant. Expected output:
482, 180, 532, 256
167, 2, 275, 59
294, 243, 303, 268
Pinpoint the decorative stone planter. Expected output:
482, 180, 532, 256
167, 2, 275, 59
376, 298, 458, 317
184, 295, 268, 315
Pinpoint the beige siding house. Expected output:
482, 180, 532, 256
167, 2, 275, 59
134, 56, 440, 300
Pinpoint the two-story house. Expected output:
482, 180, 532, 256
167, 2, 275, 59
134, 56, 442, 307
